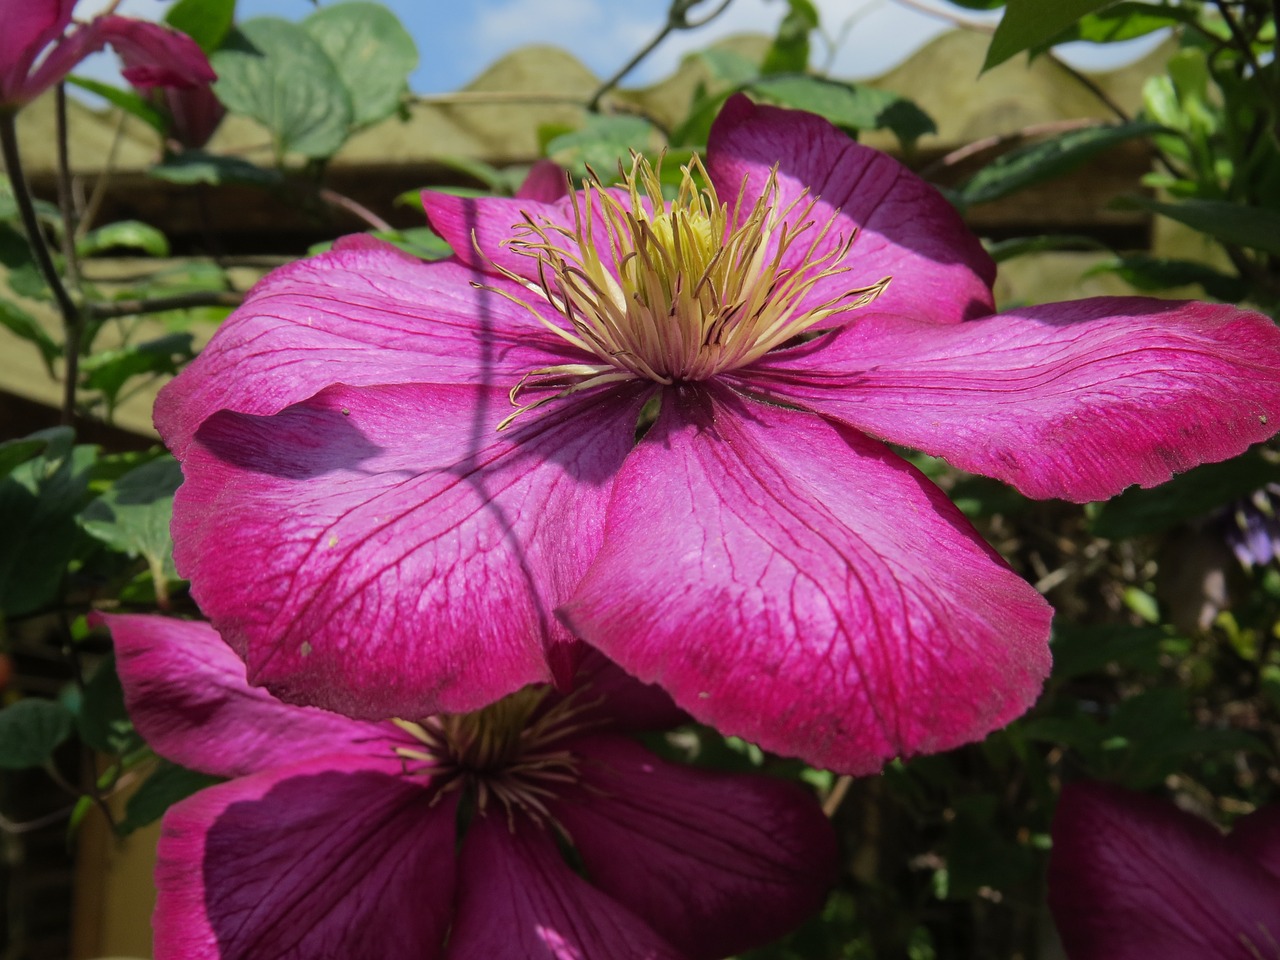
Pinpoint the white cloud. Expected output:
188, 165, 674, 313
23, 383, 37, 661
468, 0, 658, 80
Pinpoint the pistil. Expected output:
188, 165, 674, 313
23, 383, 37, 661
392, 686, 604, 830
488, 152, 890, 428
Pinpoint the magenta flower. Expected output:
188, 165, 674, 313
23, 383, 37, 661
155, 95, 1280, 774
0, 0, 214, 112
104, 613, 836, 960
1048, 781, 1280, 959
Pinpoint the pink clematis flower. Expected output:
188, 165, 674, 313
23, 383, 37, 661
1048, 781, 1280, 959
155, 95, 1280, 774
103, 613, 837, 960
0, 0, 214, 112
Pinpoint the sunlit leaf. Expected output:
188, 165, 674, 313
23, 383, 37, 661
546, 115, 659, 177
984, 0, 1118, 70
212, 19, 353, 159
1114, 195, 1280, 256
165, 0, 237, 53
81, 456, 182, 580
955, 121, 1162, 207
76, 220, 170, 258
80, 333, 195, 403
303, 1, 417, 129
0, 296, 59, 374
746, 75, 936, 147
761, 0, 819, 76
65, 76, 166, 132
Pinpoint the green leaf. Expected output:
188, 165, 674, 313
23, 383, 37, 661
1093, 448, 1280, 538
80, 332, 195, 403
746, 76, 936, 147
1050, 623, 1165, 679
761, 0, 819, 76
1114, 195, 1280, 257
119, 760, 222, 835
0, 224, 49, 300
956, 121, 1163, 207
0, 699, 73, 769
1085, 254, 1250, 301
80, 456, 182, 579
0, 435, 48, 480
0, 296, 59, 374
945, 794, 1031, 897
0, 428, 96, 618
64, 76, 167, 133
212, 19, 353, 159
545, 116, 658, 178
985, 233, 1109, 261
77, 655, 141, 756
150, 150, 284, 187
0, 177, 60, 225
165, 0, 237, 53
1038, 2, 1197, 47
984, 0, 1119, 70
425, 156, 528, 196
76, 220, 170, 258
694, 49, 759, 85
303, 1, 418, 130
949, 475, 1028, 518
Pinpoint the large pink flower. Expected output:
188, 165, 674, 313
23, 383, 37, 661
155, 95, 1280, 774
1048, 781, 1280, 959
104, 613, 835, 960
0, 0, 214, 111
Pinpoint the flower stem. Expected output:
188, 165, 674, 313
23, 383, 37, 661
586, 0, 736, 110
0, 110, 83, 426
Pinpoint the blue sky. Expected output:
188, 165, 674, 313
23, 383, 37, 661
84, 0, 1163, 94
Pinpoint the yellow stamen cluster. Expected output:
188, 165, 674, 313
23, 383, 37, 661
490, 153, 890, 428
392, 686, 602, 830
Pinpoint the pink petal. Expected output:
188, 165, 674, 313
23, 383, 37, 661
174, 381, 648, 720
552, 734, 835, 960
155, 757, 455, 960
422, 191, 575, 280
706, 94, 995, 329
517, 159, 570, 202
1227, 805, 1280, 885
94, 15, 215, 90
571, 652, 687, 732
1048, 782, 1280, 960
748, 297, 1280, 502
101, 613, 390, 779
448, 813, 684, 960
161, 81, 225, 149
0, 0, 75, 104
561, 385, 1052, 775
156, 248, 579, 458
421, 186, 643, 285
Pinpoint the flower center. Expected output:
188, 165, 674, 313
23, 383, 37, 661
392, 686, 600, 828
490, 153, 890, 428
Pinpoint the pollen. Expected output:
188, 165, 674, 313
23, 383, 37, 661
489, 152, 890, 428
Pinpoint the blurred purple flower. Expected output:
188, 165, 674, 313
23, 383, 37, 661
1049, 781, 1280, 960
0, 0, 214, 112
1219, 483, 1280, 570
105, 613, 836, 960
156, 95, 1280, 774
